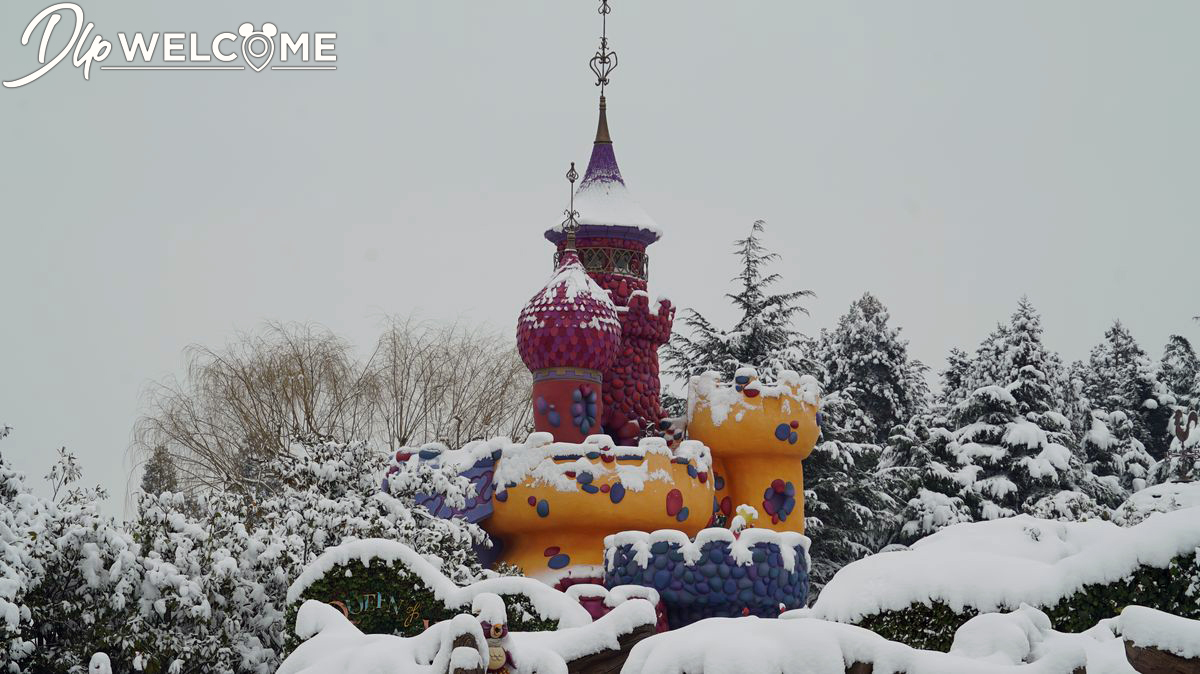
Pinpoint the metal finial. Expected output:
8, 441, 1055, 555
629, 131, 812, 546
589, 0, 618, 95
562, 162, 581, 251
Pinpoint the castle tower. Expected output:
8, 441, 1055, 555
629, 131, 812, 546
539, 4, 675, 445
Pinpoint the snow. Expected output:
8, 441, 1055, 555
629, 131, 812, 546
571, 170, 660, 234
89, 653, 112, 674
688, 369, 821, 427
286, 539, 593, 628
280, 597, 657, 674
605, 528, 811, 574
624, 608, 1094, 674
1111, 481, 1200, 526
473, 592, 507, 624
489, 434, 711, 496
948, 604, 1050, 665
812, 509, 1200, 623
1117, 605, 1200, 659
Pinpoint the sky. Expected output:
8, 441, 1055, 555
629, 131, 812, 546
1, 1, 1198, 516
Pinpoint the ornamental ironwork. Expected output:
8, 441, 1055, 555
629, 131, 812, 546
555, 245, 648, 280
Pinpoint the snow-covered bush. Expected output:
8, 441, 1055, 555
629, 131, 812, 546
813, 510, 1200, 652
124, 437, 490, 673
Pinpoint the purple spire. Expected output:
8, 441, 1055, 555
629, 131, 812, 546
545, 97, 660, 245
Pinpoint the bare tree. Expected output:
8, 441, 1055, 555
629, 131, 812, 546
367, 318, 533, 448
131, 318, 532, 495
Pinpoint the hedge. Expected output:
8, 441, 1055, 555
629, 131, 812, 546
856, 551, 1199, 651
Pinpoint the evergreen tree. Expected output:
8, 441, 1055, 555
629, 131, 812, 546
1060, 360, 1093, 441
139, 444, 178, 496
816, 293, 929, 444
937, 348, 973, 412
803, 391, 897, 592
954, 323, 1010, 425
664, 220, 815, 381
1079, 410, 1153, 503
1160, 335, 1199, 408
880, 416, 974, 545
948, 300, 1085, 519
1083, 321, 1173, 459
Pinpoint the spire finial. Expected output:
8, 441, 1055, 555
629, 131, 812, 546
562, 162, 581, 251
589, 0, 617, 96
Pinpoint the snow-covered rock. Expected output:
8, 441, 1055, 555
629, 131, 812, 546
1117, 605, 1200, 660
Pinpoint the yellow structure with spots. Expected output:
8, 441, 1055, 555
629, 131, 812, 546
687, 370, 821, 533
481, 370, 819, 581
485, 436, 714, 581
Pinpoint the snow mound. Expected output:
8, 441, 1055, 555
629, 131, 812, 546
1111, 481, 1200, 527
285, 539, 592, 628
623, 608, 1096, 674
1117, 605, 1200, 659
280, 597, 657, 674
812, 509, 1200, 622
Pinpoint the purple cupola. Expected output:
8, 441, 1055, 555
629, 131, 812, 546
539, 96, 677, 445
517, 250, 621, 441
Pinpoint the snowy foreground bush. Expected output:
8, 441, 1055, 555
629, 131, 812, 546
811, 501, 1200, 651
282, 596, 1195, 673
280, 596, 657, 674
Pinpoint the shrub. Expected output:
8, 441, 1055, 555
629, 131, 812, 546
857, 551, 1200, 651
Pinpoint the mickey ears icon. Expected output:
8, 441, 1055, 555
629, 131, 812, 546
238, 22, 277, 38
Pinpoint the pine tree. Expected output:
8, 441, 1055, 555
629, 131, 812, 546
803, 391, 897, 592
1083, 321, 1173, 459
664, 220, 815, 381
1160, 335, 1199, 408
937, 348, 973, 412
948, 300, 1085, 519
1079, 410, 1153, 502
816, 293, 929, 444
880, 416, 974, 545
139, 444, 178, 496
953, 323, 1010, 426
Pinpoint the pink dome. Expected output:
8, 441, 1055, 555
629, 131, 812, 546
517, 251, 621, 372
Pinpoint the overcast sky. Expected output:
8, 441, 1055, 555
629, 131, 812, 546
2, 0, 1198, 516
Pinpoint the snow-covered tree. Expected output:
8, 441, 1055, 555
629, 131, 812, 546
1160, 334, 1199, 408
956, 301, 1083, 517
937, 348, 973, 413
18, 449, 143, 674
1079, 410, 1153, 502
880, 416, 975, 545
1082, 321, 1173, 459
664, 220, 815, 381
128, 437, 490, 674
816, 293, 929, 445
0, 424, 39, 673
803, 391, 897, 591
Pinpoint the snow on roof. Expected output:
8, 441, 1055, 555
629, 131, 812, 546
489, 433, 711, 496
605, 528, 812, 574
688, 369, 822, 427
284, 538, 592, 628
547, 142, 661, 239
1117, 605, 1200, 659
811, 508, 1200, 624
